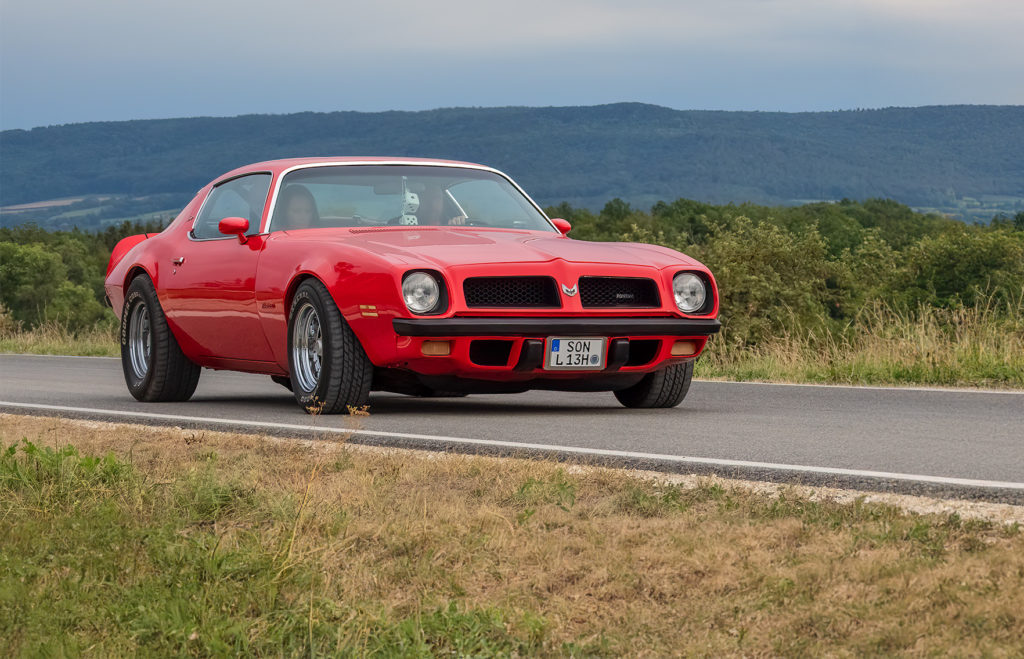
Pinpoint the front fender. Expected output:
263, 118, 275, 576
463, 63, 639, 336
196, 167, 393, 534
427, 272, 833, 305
256, 236, 415, 369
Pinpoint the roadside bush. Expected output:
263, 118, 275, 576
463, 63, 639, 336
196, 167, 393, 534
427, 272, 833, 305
836, 229, 900, 308
889, 228, 1024, 309
626, 217, 845, 346
0, 304, 18, 334
0, 242, 68, 328
696, 218, 847, 345
0, 241, 106, 331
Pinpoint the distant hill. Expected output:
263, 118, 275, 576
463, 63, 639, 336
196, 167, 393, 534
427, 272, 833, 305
2, 103, 1023, 228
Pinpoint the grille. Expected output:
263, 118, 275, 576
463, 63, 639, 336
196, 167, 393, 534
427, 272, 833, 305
579, 277, 660, 308
463, 277, 561, 308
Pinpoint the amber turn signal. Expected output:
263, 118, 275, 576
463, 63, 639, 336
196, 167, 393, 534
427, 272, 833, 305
421, 340, 452, 356
670, 340, 699, 357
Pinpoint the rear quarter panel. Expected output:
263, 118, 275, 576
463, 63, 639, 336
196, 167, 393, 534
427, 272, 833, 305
104, 193, 204, 319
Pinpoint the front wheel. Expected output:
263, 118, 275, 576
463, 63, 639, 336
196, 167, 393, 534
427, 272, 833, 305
613, 361, 693, 408
288, 279, 373, 414
120, 275, 200, 402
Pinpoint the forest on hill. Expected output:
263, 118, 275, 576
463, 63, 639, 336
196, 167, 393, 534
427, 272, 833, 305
2, 104, 1022, 231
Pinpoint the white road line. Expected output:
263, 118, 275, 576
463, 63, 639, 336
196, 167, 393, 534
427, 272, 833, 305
2, 400, 1022, 491
3, 353, 1021, 394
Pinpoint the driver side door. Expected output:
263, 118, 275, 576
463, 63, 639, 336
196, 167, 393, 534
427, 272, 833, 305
160, 173, 276, 364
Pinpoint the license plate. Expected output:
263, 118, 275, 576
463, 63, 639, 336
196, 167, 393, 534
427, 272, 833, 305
544, 336, 607, 370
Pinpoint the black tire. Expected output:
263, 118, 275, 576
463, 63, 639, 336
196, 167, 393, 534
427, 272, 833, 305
288, 279, 373, 414
613, 361, 694, 409
120, 275, 201, 402
271, 375, 293, 392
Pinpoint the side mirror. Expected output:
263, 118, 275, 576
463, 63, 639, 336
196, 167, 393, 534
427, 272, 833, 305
218, 216, 250, 243
551, 218, 572, 236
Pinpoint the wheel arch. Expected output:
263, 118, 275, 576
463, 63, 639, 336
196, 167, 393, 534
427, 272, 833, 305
124, 264, 154, 290
284, 272, 327, 317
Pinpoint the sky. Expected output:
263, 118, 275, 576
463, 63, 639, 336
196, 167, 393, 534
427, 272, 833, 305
1, 0, 1022, 130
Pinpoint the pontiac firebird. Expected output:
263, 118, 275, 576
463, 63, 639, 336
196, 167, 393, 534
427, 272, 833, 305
104, 158, 720, 413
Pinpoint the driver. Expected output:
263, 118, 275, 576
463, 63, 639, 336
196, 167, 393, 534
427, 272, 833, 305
278, 184, 319, 230
417, 185, 467, 226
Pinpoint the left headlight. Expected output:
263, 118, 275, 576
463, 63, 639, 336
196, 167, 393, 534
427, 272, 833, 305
673, 272, 707, 313
402, 271, 442, 314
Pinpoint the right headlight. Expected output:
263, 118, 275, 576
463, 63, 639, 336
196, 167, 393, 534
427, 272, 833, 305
673, 272, 707, 313
402, 271, 441, 314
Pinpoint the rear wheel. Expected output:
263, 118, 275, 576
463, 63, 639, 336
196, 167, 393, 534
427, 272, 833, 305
613, 361, 693, 408
288, 279, 373, 414
120, 275, 200, 402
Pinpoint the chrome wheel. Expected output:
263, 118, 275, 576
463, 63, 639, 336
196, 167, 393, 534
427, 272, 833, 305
292, 302, 323, 393
128, 302, 152, 380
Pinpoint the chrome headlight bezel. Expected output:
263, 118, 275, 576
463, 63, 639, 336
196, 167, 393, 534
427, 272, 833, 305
402, 270, 447, 315
672, 272, 708, 314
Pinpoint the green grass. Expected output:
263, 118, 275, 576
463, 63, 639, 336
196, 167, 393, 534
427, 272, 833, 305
2, 415, 1023, 656
0, 440, 550, 656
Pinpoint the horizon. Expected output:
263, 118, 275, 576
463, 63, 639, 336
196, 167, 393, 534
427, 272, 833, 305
3, 101, 1023, 133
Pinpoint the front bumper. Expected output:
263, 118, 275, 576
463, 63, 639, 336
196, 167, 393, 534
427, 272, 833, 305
378, 315, 719, 384
393, 316, 721, 337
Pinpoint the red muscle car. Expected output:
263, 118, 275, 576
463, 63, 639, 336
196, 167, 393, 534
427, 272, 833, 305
105, 158, 720, 413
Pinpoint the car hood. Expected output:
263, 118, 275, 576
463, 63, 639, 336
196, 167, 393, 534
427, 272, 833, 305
326, 227, 701, 269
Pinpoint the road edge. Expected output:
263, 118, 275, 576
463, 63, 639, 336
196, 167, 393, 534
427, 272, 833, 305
3, 401, 1022, 505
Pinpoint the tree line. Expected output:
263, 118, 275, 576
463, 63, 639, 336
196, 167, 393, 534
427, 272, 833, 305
0, 219, 166, 331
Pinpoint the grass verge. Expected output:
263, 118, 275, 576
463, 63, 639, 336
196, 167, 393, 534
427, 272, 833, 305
0, 321, 118, 357
2, 414, 1023, 656
699, 300, 1024, 388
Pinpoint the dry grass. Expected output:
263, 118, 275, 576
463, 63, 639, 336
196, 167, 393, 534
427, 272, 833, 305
5, 300, 1021, 389
701, 298, 1024, 388
0, 320, 118, 357
2, 414, 1023, 656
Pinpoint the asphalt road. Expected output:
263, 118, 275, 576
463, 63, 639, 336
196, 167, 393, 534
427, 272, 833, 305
1, 354, 1022, 502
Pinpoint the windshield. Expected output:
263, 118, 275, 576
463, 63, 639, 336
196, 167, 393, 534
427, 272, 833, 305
269, 165, 554, 232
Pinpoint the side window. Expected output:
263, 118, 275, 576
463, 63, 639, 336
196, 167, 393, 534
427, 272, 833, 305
191, 173, 272, 240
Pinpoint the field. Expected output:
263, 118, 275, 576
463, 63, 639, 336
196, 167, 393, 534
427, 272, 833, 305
0, 197, 99, 212
2, 414, 1023, 656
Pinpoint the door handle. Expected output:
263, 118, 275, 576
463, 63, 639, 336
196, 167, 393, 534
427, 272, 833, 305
171, 257, 185, 266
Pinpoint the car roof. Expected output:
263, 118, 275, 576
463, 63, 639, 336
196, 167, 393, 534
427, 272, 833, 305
216, 157, 492, 181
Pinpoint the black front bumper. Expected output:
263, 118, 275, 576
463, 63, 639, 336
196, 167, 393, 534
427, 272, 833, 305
392, 316, 721, 337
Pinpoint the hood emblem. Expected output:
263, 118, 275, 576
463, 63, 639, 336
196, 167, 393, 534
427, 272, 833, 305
561, 283, 578, 297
